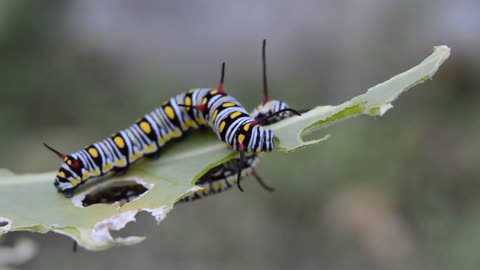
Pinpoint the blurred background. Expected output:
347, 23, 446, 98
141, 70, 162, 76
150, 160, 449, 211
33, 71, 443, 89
0, 0, 478, 269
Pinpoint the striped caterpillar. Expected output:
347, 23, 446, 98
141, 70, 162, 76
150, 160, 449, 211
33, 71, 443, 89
45, 40, 300, 198
179, 99, 296, 202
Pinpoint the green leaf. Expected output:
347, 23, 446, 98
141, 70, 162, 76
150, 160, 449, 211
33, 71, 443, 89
0, 46, 450, 250
273, 45, 451, 151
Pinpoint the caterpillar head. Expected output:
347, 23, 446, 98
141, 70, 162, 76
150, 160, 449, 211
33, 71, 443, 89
44, 143, 83, 198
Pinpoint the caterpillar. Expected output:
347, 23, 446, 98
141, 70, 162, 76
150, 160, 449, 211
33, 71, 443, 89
45, 40, 300, 198
178, 100, 297, 203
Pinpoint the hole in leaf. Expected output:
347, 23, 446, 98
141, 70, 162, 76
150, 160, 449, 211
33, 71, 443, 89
78, 179, 151, 207
0, 217, 12, 230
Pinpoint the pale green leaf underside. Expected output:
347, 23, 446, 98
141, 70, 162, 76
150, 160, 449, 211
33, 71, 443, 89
0, 46, 450, 250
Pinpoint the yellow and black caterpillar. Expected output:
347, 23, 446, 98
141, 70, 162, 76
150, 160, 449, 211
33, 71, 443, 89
179, 100, 298, 202
45, 40, 300, 198
78, 101, 297, 206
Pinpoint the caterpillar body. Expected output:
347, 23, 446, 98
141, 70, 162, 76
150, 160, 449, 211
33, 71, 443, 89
179, 100, 296, 202
178, 155, 263, 203
45, 40, 300, 198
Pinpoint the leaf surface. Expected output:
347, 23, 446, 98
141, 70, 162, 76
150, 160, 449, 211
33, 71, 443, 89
0, 46, 450, 250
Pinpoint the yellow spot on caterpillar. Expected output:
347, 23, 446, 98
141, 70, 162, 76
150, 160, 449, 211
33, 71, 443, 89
170, 129, 182, 138
227, 177, 237, 185
114, 136, 125, 148
185, 96, 192, 106
139, 121, 151, 134
184, 120, 195, 128
143, 144, 156, 153
223, 102, 235, 107
181, 120, 196, 130
57, 171, 65, 178
184, 97, 192, 111
70, 179, 79, 186
62, 156, 68, 162
212, 110, 219, 121
201, 97, 208, 105
238, 134, 245, 144
201, 188, 210, 195
115, 159, 126, 167
243, 123, 250, 132
212, 181, 223, 191
164, 106, 175, 120
230, 111, 241, 119
210, 89, 218, 95
88, 147, 99, 158
82, 171, 90, 180
102, 163, 113, 172
159, 135, 169, 145
66, 160, 72, 165
196, 117, 205, 125
219, 121, 226, 133
130, 151, 142, 161
91, 169, 100, 177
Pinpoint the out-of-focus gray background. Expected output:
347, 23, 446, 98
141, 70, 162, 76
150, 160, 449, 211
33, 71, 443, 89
0, 1, 478, 269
